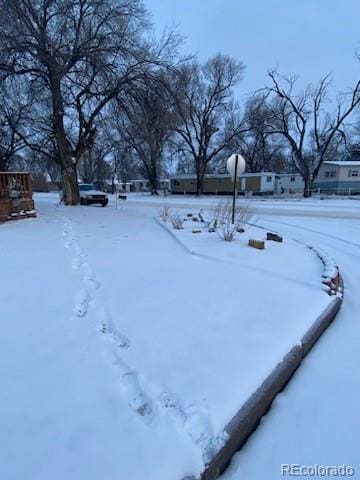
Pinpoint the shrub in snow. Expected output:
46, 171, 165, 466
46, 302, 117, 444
159, 204, 171, 222
198, 208, 215, 228
213, 201, 253, 242
170, 213, 184, 230
218, 219, 237, 242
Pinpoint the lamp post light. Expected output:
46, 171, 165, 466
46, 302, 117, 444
226, 153, 246, 224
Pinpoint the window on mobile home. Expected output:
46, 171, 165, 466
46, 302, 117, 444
348, 169, 359, 177
325, 171, 336, 178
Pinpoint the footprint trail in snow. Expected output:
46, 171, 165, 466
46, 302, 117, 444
61, 217, 224, 462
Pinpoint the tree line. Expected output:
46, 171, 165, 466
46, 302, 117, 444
1, 0, 359, 202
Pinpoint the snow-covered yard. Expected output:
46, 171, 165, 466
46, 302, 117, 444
0, 194, 340, 480
220, 215, 360, 480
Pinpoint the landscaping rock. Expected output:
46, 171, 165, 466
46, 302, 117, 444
208, 227, 216, 233
267, 232, 283, 242
186, 213, 193, 217
192, 217, 199, 222
192, 228, 202, 234
248, 239, 265, 250
236, 227, 245, 233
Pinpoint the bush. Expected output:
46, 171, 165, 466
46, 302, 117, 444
214, 201, 253, 242
198, 207, 218, 229
159, 204, 171, 222
170, 213, 184, 229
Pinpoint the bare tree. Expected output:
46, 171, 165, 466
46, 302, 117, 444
264, 70, 360, 196
0, 0, 177, 204
229, 94, 287, 173
112, 75, 175, 194
0, 79, 28, 170
169, 54, 246, 195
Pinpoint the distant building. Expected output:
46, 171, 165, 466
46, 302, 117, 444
314, 161, 360, 194
117, 182, 132, 193
170, 172, 279, 195
275, 173, 304, 193
129, 179, 170, 193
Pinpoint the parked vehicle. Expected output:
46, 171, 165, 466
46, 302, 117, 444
79, 184, 108, 206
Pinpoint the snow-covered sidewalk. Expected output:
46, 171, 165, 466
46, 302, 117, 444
0, 195, 335, 479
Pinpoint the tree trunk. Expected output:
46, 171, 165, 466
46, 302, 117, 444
62, 165, 80, 204
50, 72, 80, 205
0, 155, 8, 171
303, 176, 313, 198
149, 160, 158, 195
196, 160, 206, 196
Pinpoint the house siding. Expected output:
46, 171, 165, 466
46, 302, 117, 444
313, 180, 360, 194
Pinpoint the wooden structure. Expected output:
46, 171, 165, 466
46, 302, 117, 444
0, 172, 36, 222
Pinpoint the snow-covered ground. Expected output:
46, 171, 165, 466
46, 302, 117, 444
123, 194, 360, 479
220, 217, 360, 479
124, 192, 360, 219
0, 193, 351, 480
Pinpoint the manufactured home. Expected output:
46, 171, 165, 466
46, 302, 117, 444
171, 174, 233, 194
275, 173, 304, 193
314, 161, 360, 194
239, 172, 276, 194
130, 179, 170, 193
0, 172, 36, 222
117, 182, 132, 193
170, 173, 277, 195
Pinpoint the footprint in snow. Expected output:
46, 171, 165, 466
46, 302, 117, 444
73, 288, 91, 317
98, 307, 130, 349
73, 242, 83, 257
72, 257, 83, 271
159, 390, 186, 425
184, 405, 215, 452
121, 371, 153, 418
82, 263, 100, 291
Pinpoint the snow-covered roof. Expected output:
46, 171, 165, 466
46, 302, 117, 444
323, 161, 360, 167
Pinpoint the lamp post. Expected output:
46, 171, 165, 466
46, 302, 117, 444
226, 154, 246, 224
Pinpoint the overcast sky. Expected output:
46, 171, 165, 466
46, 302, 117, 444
145, 0, 360, 99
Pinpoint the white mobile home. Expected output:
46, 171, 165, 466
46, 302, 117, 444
239, 172, 276, 194
129, 179, 170, 193
314, 161, 360, 194
275, 174, 304, 194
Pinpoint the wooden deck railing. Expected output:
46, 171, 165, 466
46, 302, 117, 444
0, 172, 33, 199
0, 172, 35, 221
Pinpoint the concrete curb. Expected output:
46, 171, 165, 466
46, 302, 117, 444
153, 217, 225, 264
153, 216, 194, 255
198, 247, 344, 480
